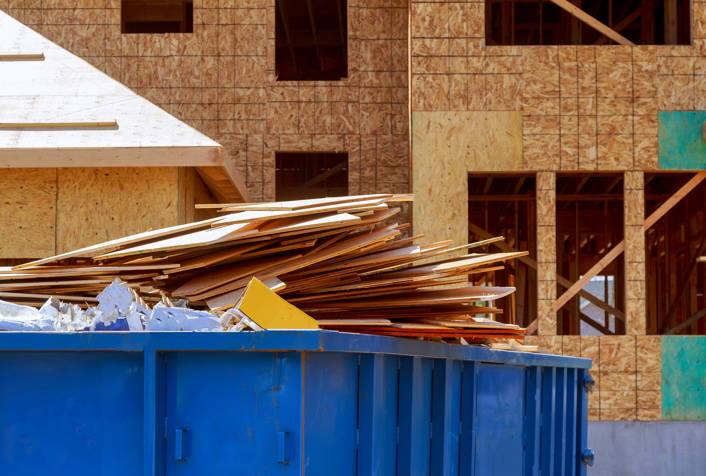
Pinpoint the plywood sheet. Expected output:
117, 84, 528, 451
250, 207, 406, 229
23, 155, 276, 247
56, 167, 179, 254
0, 169, 56, 258
412, 111, 522, 247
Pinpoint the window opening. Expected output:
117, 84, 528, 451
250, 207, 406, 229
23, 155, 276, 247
486, 0, 690, 46
556, 173, 625, 335
275, 152, 348, 201
468, 174, 538, 328
275, 0, 348, 81
121, 0, 194, 34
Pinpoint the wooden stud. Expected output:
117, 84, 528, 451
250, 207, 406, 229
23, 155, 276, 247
0, 121, 117, 129
547, 0, 636, 46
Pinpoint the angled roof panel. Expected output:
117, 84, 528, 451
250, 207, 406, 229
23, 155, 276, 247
0, 12, 249, 202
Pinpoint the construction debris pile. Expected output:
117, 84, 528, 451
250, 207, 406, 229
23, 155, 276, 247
0, 194, 529, 343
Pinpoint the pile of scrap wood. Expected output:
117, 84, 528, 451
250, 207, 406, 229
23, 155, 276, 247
1, 194, 528, 341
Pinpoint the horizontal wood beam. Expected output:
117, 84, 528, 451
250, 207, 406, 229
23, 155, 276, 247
0, 53, 44, 60
548, 0, 635, 46
0, 121, 116, 129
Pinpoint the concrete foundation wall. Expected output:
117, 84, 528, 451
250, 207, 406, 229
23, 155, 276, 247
588, 421, 706, 476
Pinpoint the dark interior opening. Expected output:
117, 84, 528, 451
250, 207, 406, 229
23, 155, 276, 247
556, 173, 625, 336
468, 174, 538, 329
121, 0, 194, 34
276, 152, 348, 201
275, 0, 348, 81
645, 173, 706, 335
487, 0, 691, 46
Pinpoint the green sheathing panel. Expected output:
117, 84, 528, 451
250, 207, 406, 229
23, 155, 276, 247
662, 336, 706, 420
659, 112, 706, 170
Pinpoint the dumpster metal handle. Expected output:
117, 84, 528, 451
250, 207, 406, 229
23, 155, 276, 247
175, 428, 188, 461
583, 374, 596, 393
581, 448, 595, 467
277, 431, 289, 464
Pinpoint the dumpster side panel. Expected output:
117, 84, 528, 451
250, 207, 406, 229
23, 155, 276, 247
0, 351, 144, 476
163, 352, 302, 476
474, 364, 525, 476
302, 352, 359, 476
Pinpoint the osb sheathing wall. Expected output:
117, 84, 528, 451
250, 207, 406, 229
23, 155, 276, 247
0, 0, 411, 226
0, 168, 181, 258
410, 0, 706, 246
526, 336, 663, 422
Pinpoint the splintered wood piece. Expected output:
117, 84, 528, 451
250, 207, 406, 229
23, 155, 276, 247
316, 318, 392, 326
296, 286, 515, 310
215, 199, 388, 224
173, 253, 302, 297
13, 216, 224, 270
161, 241, 272, 275
94, 221, 262, 260
226, 194, 393, 211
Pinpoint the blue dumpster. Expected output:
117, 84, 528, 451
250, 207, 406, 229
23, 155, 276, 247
0, 331, 592, 476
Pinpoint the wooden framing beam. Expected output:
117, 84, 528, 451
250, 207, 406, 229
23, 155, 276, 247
664, 0, 677, 44
659, 234, 706, 334
555, 172, 706, 312
298, 160, 347, 189
666, 307, 706, 335
276, 0, 298, 74
595, 7, 642, 45
0, 121, 116, 129
0, 53, 44, 60
547, 0, 635, 46
469, 222, 624, 336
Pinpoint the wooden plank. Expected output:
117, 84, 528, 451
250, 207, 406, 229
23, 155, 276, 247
228, 194, 393, 211
0, 121, 117, 129
94, 222, 261, 260
0, 291, 98, 302
0, 53, 44, 60
214, 199, 387, 225
15, 215, 223, 269
547, 0, 635, 45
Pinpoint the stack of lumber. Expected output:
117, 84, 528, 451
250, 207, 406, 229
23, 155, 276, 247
2, 194, 527, 340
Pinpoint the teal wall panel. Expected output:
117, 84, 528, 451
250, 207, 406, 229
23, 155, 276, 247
659, 112, 706, 170
662, 336, 706, 420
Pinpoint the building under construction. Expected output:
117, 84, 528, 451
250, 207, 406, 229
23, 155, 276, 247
1, 0, 706, 472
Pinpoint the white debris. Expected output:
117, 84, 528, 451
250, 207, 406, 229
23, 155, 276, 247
94, 280, 149, 328
0, 278, 252, 332
144, 305, 221, 331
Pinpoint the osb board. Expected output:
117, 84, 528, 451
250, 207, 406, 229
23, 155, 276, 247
56, 167, 179, 254
412, 111, 522, 247
0, 168, 56, 258
662, 336, 706, 421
